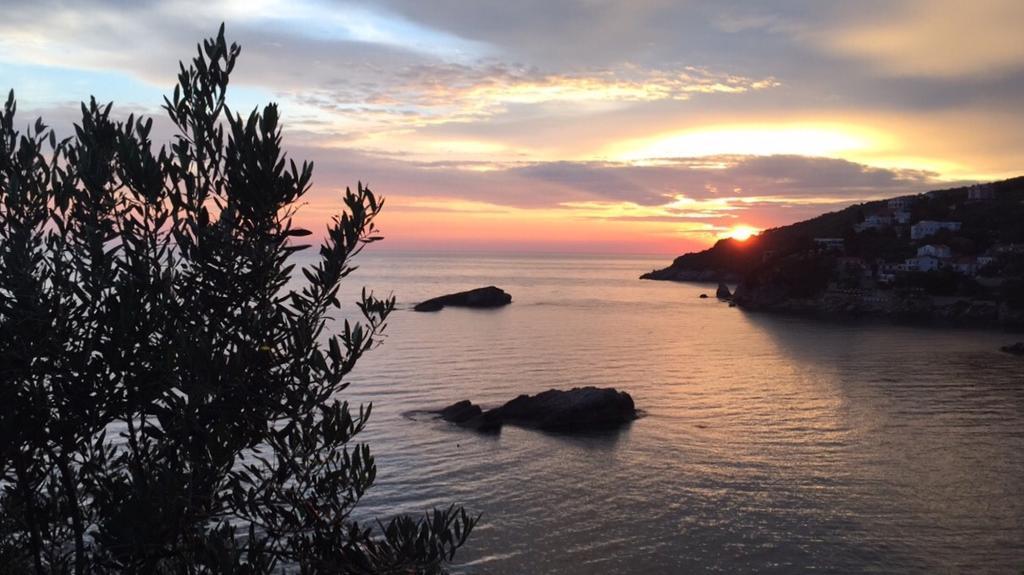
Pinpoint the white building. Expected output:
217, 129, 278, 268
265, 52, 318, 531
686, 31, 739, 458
877, 262, 900, 283
855, 213, 892, 233
900, 256, 942, 272
917, 244, 952, 259
911, 220, 961, 240
887, 197, 915, 210
893, 210, 912, 224
994, 243, 1024, 254
968, 184, 995, 201
814, 238, 845, 252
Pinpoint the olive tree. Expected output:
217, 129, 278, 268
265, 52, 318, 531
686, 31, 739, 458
0, 25, 474, 574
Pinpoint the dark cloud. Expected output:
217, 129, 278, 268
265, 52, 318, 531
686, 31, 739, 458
725, 155, 938, 190
299, 145, 945, 215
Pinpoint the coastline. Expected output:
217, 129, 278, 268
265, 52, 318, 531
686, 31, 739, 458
640, 267, 740, 283
645, 273, 1024, 331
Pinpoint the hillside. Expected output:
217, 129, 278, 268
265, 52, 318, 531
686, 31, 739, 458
642, 176, 1024, 326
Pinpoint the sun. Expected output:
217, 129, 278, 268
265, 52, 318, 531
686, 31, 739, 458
728, 225, 758, 242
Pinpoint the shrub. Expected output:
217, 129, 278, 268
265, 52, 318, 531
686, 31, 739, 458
0, 25, 474, 574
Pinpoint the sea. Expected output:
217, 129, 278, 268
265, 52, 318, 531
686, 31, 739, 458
307, 251, 1024, 574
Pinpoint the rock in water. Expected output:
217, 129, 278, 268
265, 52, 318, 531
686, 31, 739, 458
414, 286, 512, 312
1001, 342, 1024, 356
436, 387, 637, 433
716, 282, 732, 300
699, 293, 709, 299
438, 400, 502, 432
439, 400, 481, 423
496, 387, 637, 431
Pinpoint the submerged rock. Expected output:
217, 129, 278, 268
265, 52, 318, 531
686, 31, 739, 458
436, 387, 638, 434
1001, 342, 1024, 356
414, 286, 512, 312
716, 282, 732, 300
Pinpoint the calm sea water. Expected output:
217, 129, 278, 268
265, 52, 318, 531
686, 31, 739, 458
312, 251, 1024, 574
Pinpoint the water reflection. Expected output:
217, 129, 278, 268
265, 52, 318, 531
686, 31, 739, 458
310, 253, 1024, 574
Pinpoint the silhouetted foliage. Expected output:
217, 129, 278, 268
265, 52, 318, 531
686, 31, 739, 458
0, 25, 474, 574
895, 269, 974, 297
743, 252, 835, 299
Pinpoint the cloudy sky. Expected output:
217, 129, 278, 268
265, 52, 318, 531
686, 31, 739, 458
3, 1, 1023, 253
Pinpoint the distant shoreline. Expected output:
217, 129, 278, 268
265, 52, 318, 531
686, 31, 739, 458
642, 176, 1024, 332
646, 274, 1024, 332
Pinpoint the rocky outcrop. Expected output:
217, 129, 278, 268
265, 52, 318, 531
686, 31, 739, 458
716, 283, 732, 300
732, 282, 1022, 326
499, 387, 637, 430
640, 268, 739, 282
437, 387, 637, 433
730, 281, 793, 310
438, 400, 481, 423
1001, 342, 1024, 356
414, 286, 512, 312
438, 401, 503, 432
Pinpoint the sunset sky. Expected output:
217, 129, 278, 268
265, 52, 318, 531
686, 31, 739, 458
3, 1, 1023, 253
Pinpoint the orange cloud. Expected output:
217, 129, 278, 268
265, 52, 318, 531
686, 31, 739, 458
294, 195, 716, 254
818, 0, 1024, 77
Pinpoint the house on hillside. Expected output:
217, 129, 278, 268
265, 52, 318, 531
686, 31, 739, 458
917, 244, 952, 259
994, 243, 1024, 254
854, 212, 893, 233
910, 220, 961, 240
968, 184, 995, 201
877, 261, 900, 283
814, 238, 845, 252
887, 197, 916, 211
899, 256, 942, 272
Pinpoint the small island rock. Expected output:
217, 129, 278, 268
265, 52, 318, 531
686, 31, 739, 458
438, 400, 502, 432
436, 387, 637, 434
699, 294, 709, 299
497, 387, 637, 431
1001, 342, 1024, 356
716, 282, 732, 300
414, 286, 512, 312
439, 400, 481, 423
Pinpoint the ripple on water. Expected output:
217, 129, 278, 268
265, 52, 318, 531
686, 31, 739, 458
299, 253, 1024, 574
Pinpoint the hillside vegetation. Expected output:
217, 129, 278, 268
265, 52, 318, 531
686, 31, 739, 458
642, 176, 1024, 325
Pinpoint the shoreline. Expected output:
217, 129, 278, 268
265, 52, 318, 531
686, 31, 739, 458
646, 274, 1024, 333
